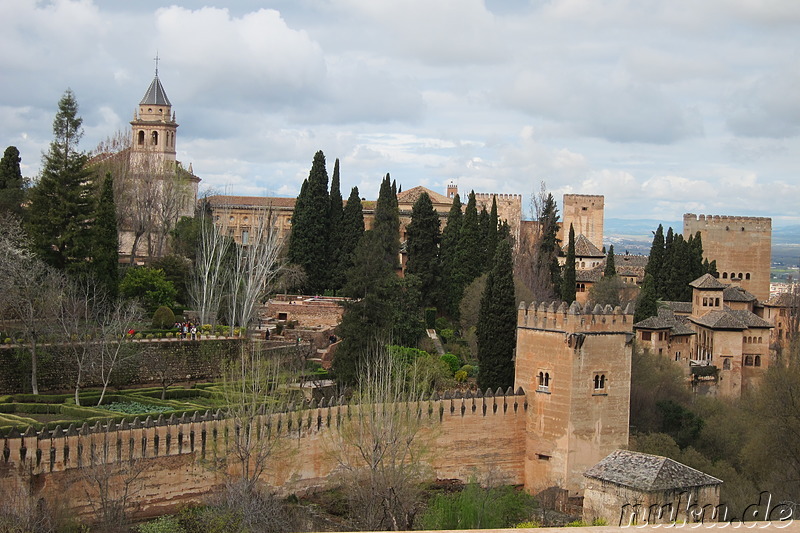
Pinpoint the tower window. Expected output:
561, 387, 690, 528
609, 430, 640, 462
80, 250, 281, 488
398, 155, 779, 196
537, 371, 551, 392
151, 131, 158, 145
138, 131, 145, 145
745, 273, 751, 280
593, 373, 606, 391
723, 358, 731, 370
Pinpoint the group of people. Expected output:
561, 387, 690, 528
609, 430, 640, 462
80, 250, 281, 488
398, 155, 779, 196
174, 321, 198, 340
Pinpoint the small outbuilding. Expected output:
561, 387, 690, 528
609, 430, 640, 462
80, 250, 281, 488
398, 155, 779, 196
582, 449, 722, 526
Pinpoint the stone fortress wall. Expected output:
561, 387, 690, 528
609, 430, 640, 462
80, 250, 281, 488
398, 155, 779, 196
0, 305, 632, 521
474, 192, 523, 244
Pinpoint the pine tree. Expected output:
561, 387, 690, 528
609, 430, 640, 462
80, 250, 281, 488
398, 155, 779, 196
561, 224, 576, 303
287, 150, 330, 293
405, 192, 440, 307
27, 89, 95, 273
0, 146, 25, 216
604, 244, 616, 277
439, 194, 463, 316
328, 159, 345, 292
373, 174, 400, 271
477, 239, 516, 391
92, 173, 119, 298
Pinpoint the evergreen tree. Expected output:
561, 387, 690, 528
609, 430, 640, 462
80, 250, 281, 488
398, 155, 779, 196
477, 205, 490, 272
406, 192, 440, 307
561, 224, 576, 303
27, 89, 95, 273
477, 239, 516, 391
537, 193, 561, 297
439, 194, 463, 316
486, 196, 499, 271
635, 274, 659, 322
328, 159, 345, 292
604, 244, 616, 277
92, 173, 119, 298
338, 186, 365, 278
287, 150, 330, 293
455, 191, 482, 293
660, 227, 675, 298
0, 146, 25, 216
645, 224, 665, 298
373, 174, 400, 271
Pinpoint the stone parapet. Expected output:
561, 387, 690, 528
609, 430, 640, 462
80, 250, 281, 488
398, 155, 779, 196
517, 300, 635, 334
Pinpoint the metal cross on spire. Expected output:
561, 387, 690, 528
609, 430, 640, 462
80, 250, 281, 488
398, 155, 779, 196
154, 52, 160, 77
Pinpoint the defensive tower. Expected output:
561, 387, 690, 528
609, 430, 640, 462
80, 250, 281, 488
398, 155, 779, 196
683, 214, 772, 302
560, 194, 604, 251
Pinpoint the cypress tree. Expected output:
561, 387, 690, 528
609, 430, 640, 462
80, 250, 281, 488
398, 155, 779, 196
644, 224, 665, 295
456, 191, 482, 288
439, 194, 463, 316
0, 146, 25, 217
635, 274, 659, 322
477, 239, 516, 391
561, 224, 577, 303
287, 150, 330, 293
486, 196, 499, 271
538, 193, 561, 297
604, 244, 616, 277
405, 192, 440, 307
328, 159, 345, 292
27, 89, 95, 273
92, 173, 119, 298
373, 174, 400, 271
660, 227, 675, 298
477, 205, 490, 272
338, 186, 364, 283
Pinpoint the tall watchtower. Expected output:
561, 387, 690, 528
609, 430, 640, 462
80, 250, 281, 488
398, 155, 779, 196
130, 59, 178, 170
560, 195, 604, 251
515, 301, 633, 495
683, 214, 772, 302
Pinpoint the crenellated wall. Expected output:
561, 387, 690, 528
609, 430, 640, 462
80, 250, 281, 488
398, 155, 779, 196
0, 302, 633, 522
0, 390, 528, 520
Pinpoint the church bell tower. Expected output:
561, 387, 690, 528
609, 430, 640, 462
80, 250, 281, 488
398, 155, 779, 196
130, 56, 178, 169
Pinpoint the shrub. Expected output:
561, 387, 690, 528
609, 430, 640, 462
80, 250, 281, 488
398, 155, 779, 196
146, 334, 154, 340
135, 333, 143, 339
440, 328, 455, 344
137, 515, 186, 533
515, 520, 542, 528
434, 317, 451, 332
152, 306, 176, 329
419, 483, 538, 530
166, 332, 174, 338
565, 520, 588, 527
455, 370, 468, 383
440, 353, 461, 375
460, 364, 475, 377
4, 338, 10, 344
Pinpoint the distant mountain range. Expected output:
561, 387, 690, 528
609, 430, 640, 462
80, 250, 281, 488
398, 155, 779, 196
603, 219, 800, 265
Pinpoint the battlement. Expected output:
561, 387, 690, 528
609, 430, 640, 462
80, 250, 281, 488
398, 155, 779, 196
563, 194, 604, 200
684, 213, 772, 229
517, 300, 635, 333
474, 192, 523, 201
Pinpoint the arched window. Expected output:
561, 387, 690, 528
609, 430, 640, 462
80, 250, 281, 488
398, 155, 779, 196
715, 298, 720, 306
151, 131, 158, 145
722, 272, 728, 279
745, 273, 751, 280
754, 356, 761, 367
594, 374, 606, 390
723, 358, 731, 370
744, 355, 754, 366
544, 372, 550, 387
137, 130, 145, 145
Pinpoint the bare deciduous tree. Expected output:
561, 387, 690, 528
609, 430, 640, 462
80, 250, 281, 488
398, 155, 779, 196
327, 343, 438, 531
95, 298, 143, 406
0, 217, 65, 395
226, 205, 284, 331
191, 208, 231, 326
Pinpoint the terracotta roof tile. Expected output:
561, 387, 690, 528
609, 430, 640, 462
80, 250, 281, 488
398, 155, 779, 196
689, 273, 727, 290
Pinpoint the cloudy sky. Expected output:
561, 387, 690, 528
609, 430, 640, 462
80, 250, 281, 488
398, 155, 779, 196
2, 0, 799, 225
